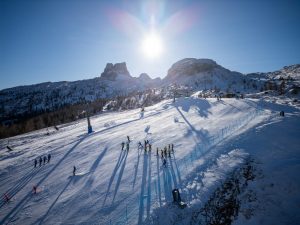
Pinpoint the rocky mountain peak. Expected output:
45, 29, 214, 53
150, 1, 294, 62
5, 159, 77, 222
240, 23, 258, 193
138, 73, 151, 81
165, 58, 218, 80
101, 62, 131, 81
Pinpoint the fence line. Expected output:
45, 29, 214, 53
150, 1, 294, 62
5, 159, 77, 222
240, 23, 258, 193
108, 107, 265, 225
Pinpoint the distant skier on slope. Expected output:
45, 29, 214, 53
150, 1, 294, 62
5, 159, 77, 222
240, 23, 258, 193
43, 156, 47, 164
163, 158, 167, 168
4, 193, 10, 202
34, 159, 37, 168
73, 166, 76, 176
33, 185, 37, 194
149, 144, 152, 152
126, 142, 130, 151
156, 148, 159, 156
47, 154, 51, 163
127, 136, 131, 143
121, 142, 125, 150
138, 142, 143, 149
39, 157, 43, 167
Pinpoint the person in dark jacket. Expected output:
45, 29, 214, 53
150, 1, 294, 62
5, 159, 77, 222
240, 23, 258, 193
163, 158, 167, 168
39, 157, 43, 167
47, 154, 51, 163
73, 166, 76, 176
34, 159, 37, 168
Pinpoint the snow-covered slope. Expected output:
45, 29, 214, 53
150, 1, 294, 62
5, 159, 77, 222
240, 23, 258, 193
0, 96, 299, 224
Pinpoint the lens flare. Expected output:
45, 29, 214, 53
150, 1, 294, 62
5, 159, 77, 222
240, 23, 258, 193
141, 32, 163, 59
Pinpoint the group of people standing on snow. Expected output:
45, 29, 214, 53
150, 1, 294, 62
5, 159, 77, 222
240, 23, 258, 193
120, 136, 175, 168
157, 144, 174, 167
34, 154, 51, 168
137, 139, 152, 152
157, 144, 174, 158
121, 136, 131, 151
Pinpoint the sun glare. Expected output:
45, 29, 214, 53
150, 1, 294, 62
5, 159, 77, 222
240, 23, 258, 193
141, 33, 163, 59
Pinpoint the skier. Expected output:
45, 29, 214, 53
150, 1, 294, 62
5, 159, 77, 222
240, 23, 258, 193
121, 142, 125, 150
126, 142, 130, 151
138, 142, 143, 149
161, 150, 163, 158
4, 193, 10, 202
164, 147, 167, 157
47, 154, 51, 163
144, 142, 147, 152
127, 136, 131, 143
34, 159, 37, 168
168, 150, 171, 158
149, 144, 152, 152
156, 148, 159, 156
39, 157, 43, 167
43, 156, 47, 164
171, 144, 174, 152
73, 166, 76, 176
168, 144, 170, 151
163, 158, 167, 168
33, 185, 37, 194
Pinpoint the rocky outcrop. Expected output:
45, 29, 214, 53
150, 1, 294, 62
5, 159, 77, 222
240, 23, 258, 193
101, 62, 131, 81
138, 73, 152, 82
165, 58, 219, 80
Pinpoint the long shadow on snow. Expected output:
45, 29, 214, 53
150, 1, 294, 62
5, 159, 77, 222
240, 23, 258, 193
171, 152, 182, 186
111, 149, 129, 203
168, 156, 179, 189
37, 178, 72, 225
156, 155, 162, 207
83, 147, 108, 190
132, 148, 142, 190
0, 167, 42, 209
146, 152, 152, 219
175, 106, 209, 144
138, 152, 149, 224
162, 162, 173, 202
90, 109, 166, 139
102, 149, 127, 206
0, 134, 88, 225
173, 97, 212, 118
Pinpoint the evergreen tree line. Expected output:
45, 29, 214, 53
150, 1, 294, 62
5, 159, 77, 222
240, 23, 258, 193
0, 88, 167, 139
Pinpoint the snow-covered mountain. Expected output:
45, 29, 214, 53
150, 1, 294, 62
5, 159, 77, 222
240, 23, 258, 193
247, 64, 300, 96
0, 62, 157, 123
163, 58, 261, 92
1, 58, 299, 129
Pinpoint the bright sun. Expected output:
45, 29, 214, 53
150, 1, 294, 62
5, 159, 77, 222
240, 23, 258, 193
141, 33, 163, 59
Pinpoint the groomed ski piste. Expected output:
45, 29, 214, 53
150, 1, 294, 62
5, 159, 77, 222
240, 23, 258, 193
0, 96, 299, 224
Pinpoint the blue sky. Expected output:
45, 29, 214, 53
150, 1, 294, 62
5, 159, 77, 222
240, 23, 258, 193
1, 0, 300, 90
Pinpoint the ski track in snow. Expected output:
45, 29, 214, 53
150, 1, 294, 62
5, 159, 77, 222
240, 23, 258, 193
0, 97, 299, 225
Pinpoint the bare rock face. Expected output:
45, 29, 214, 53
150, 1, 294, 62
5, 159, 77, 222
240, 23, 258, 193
101, 62, 131, 80
138, 73, 152, 81
165, 58, 219, 80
